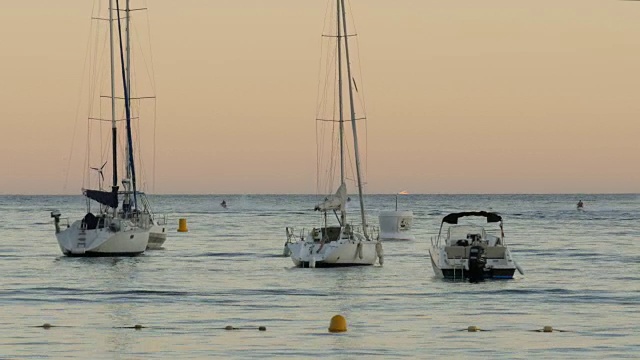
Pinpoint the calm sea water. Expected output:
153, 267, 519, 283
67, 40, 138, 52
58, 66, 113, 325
0, 194, 639, 359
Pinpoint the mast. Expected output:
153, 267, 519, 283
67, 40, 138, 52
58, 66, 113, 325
109, 0, 119, 206
339, 0, 368, 238
115, 0, 139, 211
336, 0, 346, 226
125, 0, 132, 181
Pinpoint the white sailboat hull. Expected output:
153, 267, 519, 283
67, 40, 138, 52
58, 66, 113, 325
288, 238, 380, 267
56, 220, 149, 257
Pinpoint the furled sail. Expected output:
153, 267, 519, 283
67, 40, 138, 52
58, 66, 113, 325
84, 188, 119, 208
314, 183, 347, 212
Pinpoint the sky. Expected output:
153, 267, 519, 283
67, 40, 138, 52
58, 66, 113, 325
2, 0, 640, 195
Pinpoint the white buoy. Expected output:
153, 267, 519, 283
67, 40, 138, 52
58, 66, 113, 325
378, 211, 414, 241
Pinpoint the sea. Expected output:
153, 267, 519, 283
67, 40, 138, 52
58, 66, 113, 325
0, 194, 639, 359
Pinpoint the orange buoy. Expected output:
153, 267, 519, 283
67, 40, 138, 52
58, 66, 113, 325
177, 218, 188, 232
328, 315, 347, 333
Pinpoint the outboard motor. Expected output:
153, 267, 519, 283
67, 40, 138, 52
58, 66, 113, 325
51, 210, 62, 234
468, 245, 486, 283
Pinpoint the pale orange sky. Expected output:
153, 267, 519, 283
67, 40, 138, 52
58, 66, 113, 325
2, 0, 640, 195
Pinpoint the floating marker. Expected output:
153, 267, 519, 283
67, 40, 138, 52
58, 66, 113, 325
531, 325, 568, 333
328, 315, 347, 333
467, 325, 480, 332
258, 326, 267, 331
225, 325, 235, 330
42, 323, 52, 329
134, 324, 144, 330
177, 218, 188, 232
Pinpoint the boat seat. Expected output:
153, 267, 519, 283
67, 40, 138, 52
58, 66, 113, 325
484, 247, 506, 259
445, 246, 468, 259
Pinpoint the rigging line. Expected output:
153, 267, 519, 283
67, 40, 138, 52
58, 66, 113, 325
144, 0, 157, 93
65, 0, 98, 193
132, 21, 156, 96
316, 1, 334, 196
321, 0, 332, 41
91, 16, 112, 188
316, 22, 337, 120
347, 0, 370, 182
143, 0, 158, 192
87, 0, 108, 191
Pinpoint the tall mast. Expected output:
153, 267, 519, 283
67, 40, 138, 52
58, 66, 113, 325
340, 0, 368, 238
125, 0, 132, 180
336, 0, 346, 226
115, 0, 138, 211
109, 0, 119, 198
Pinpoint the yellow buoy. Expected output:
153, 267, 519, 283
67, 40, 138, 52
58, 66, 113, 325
328, 315, 347, 333
467, 325, 480, 332
177, 218, 188, 232
543, 326, 553, 333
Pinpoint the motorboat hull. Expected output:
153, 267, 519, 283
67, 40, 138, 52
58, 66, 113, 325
429, 247, 517, 280
56, 220, 149, 257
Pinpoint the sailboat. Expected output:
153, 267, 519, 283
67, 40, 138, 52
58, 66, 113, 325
51, 0, 149, 256
285, 0, 383, 267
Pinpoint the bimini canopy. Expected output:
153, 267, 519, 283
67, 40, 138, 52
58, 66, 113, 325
84, 188, 118, 208
441, 211, 502, 224
314, 183, 347, 212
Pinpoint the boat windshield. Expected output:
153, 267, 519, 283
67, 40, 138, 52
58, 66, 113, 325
447, 225, 487, 243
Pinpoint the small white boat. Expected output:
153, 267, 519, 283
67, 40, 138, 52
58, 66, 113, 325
378, 211, 414, 241
53, 211, 149, 256
378, 194, 414, 240
429, 211, 523, 281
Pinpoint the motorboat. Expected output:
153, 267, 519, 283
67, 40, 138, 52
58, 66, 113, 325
429, 211, 523, 281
